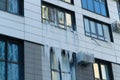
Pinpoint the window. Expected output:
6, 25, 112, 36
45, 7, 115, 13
0, 0, 24, 15
93, 59, 114, 80
50, 49, 76, 80
42, 2, 76, 30
117, 1, 120, 19
84, 17, 113, 42
81, 0, 108, 17
0, 35, 24, 80
60, 0, 74, 4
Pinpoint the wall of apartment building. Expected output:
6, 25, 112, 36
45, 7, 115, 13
0, 0, 120, 65
0, 0, 120, 80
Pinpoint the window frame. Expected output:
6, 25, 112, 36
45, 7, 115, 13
93, 59, 114, 80
60, 0, 74, 5
83, 16, 113, 42
81, 0, 109, 17
0, 0, 24, 16
0, 35, 24, 80
42, 1, 76, 31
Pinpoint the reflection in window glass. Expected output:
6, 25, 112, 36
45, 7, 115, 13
93, 63, 100, 80
81, 0, 87, 9
66, 13, 72, 27
8, 0, 19, 14
8, 63, 19, 80
84, 18, 90, 36
101, 64, 109, 80
103, 25, 110, 41
94, 0, 101, 14
84, 18, 111, 41
42, 5, 49, 20
0, 0, 6, 10
90, 21, 96, 38
0, 41, 5, 59
52, 71, 60, 80
87, 0, 94, 11
82, 0, 108, 16
0, 62, 5, 80
8, 43, 18, 62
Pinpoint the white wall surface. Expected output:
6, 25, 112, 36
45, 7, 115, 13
0, 0, 120, 64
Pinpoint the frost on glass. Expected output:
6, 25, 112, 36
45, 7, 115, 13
0, 41, 5, 59
8, 0, 18, 14
8, 63, 19, 80
0, 62, 5, 80
8, 43, 18, 62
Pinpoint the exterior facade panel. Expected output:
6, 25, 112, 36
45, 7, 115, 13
0, 0, 120, 80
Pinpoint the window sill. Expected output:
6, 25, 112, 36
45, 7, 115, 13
0, 9, 24, 17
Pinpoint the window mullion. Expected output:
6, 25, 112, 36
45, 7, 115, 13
5, 40, 8, 80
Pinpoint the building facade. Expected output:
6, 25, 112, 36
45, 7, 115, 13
0, 0, 120, 80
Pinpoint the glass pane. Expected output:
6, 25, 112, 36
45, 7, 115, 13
103, 25, 110, 41
90, 21, 97, 38
8, 43, 18, 62
8, 0, 19, 14
97, 23, 103, 36
52, 71, 60, 80
100, 64, 109, 80
58, 11, 65, 28
51, 52, 59, 70
58, 11, 65, 24
66, 13, 72, 27
90, 21, 96, 34
8, 63, 19, 80
84, 18, 90, 36
65, 0, 71, 3
61, 53, 70, 72
0, 0, 6, 10
0, 62, 5, 80
87, 0, 94, 11
100, 4, 107, 16
42, 5, 49, 20
94, 1, 101, 14
81, 0, 87, 9
93, 63, 100, 80
49, 8, 55, 22
0, 41, 5, 59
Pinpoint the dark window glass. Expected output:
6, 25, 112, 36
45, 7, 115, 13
0, 0, 23, 15
0, 41, 5, 59
0, 36, 23, 80
81, 0, 108, 17
84, 17, 112, 41
42, 3, 76, 30
0, 62, 5, 80
0, 0, 6, 10
117, 1, 120, 19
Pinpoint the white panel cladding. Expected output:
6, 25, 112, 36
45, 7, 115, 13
1, 0, 120, 64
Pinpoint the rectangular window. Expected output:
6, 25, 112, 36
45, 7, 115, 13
84, 17, 113, 42
42, 2, 76, 31
0, 0, 24, 15
60, 0, 74, 4
50, 49, 76, 80
93, 59, 114, 80
81, 0, 109, 17
117, 1, 120, 20
0, 35, 24, 80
